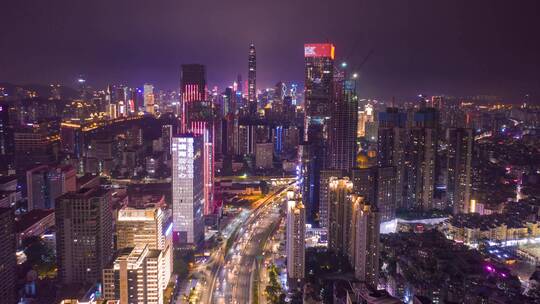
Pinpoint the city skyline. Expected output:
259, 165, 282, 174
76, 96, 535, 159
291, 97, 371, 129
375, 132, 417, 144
2, 2, 540, 304
1, 1, 540, 100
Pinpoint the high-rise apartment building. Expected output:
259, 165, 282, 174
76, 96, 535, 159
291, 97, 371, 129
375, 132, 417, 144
56, 187, 113, 285
319, 169, 343, 229
286, 199, 305, 285
248, 43, 257, 115
446, 128, 473, 214
377, 108, 407, 208
328, 177, 353, 255
351, 166, 396, 222
0, 208, 16, 304
103, 244, 167, 304
171, 135, 204, 246
352, 199, 380, 289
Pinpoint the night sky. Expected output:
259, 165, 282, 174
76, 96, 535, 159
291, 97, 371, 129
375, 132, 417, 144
1, 0, 539, 100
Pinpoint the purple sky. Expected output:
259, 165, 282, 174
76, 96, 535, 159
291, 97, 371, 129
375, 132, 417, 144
1, 0, 539, 100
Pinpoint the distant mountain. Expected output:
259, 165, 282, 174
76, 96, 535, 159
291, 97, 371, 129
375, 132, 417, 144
0, 82, 80, 100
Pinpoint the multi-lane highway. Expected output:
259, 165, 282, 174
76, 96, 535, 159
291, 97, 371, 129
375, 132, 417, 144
179, 181, 292, 304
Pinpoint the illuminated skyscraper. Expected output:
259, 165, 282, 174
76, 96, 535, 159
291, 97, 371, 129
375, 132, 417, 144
327, 69, 357, 171
328, 177, 353, 255
181, 64, 207, 132
352, 199, 380, 289
286, 198, 305, 285
144, 83, 155, 114
319, 169, 343, 229
303, 43, 335, 225
404, 108, 438, 210
171, 135, 204, 246
377, 108, 407, 209
248, 43, 257, 114
180, 64, 215, 215
446, 128, 473, 214
116, 205, 170, 251
115, 204, 173, 292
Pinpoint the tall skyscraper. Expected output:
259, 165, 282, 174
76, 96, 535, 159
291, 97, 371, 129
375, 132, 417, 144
327, 69, 358, 170
353, 199, 380, 289
303, 43, 335, 225
171, 135, 204, 246
248, 43, 257, 115
103, 244, 168, 304
0, 207, 16, 304
143, 83, 155, 114
181, 64, 207, 132
404, 109, 438, 210
328, 177, 353, 255
56, 187, 113, 285
180, 64, 215, 215
377, 108, 407, 209
319, 169, 343, 229
286, 198, 305, 286
446, 128, 473, 214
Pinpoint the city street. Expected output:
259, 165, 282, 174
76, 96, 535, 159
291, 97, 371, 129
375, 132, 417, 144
178, 182, 292, 304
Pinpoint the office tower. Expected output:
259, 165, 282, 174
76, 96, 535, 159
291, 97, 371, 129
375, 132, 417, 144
171, 135, 204, 246
116, 205, 169, 250
116, 205, 173, 289
328, 177, 353, 255
0, 208, 16, 304
56, 187, 113, 285
27, 164, 76, 210
319, 169, 343, 229
446, 128, 473, 214
248, 43, 257, 115
255, 142, 273, 169
180, 64, 215, 215
327, 70, 357, 171
144, 83, 155, 114
303, 43, 335, 225
103, 244, 168, 304
180, 64, 207, 132
286, 199, 305, 285
353, 200, 380, 289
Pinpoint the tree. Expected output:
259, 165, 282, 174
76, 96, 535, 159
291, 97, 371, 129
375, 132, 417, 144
265, 264, 285, 304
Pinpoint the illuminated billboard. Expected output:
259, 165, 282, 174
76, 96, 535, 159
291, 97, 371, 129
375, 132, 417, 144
304, 43, 335, 59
